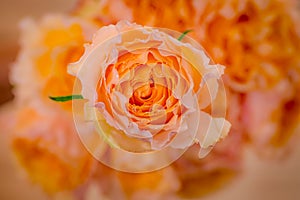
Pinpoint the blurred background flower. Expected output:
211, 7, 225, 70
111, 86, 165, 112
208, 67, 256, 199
0, 0, 300, 200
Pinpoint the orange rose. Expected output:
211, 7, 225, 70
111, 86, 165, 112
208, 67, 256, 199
69, 21, 230, 172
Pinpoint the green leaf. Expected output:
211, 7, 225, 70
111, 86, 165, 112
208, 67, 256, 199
49, 94, 84, 102
177, 30, 193, 41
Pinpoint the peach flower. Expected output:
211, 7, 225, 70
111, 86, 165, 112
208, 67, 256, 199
68, 21, 230, 163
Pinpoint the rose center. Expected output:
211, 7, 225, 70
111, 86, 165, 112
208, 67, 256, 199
130, 79, 155, 103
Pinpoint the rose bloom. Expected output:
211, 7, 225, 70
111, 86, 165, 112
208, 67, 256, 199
68, 20, 230, 161
73, 0, 300, 155
7, 14, 98, 193
72, 1, 244, 197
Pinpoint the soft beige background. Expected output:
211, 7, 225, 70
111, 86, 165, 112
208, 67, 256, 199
0, 0, 300, 199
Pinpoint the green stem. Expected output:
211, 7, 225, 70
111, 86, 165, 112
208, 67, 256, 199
177, 30, 193, 41
49, 94, 84, 102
